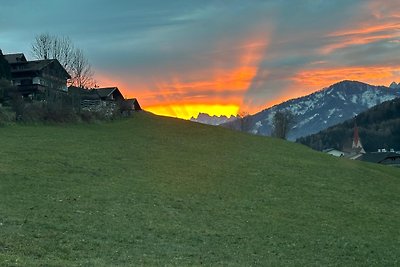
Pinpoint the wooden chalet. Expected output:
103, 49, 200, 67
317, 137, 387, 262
68, 86, 101, 111
124, 98, 141, 111
95, 87, 124, 102
4, 53, 70, 101
68, 86, 141, 114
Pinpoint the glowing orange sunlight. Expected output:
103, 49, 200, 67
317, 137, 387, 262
292, 66, 400, 89
93, 26, 270, 120
146, 104, 240, 120
140, 36, 267, 119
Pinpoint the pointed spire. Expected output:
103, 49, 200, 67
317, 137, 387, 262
352, 122, 365, 153
353, 122, 359, 146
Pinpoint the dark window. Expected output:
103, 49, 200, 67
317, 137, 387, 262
21, 79, 33, 85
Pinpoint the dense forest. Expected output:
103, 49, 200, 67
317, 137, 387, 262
297, 98, 400, 152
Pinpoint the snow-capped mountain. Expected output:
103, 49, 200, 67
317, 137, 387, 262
190, 113, 238, 125
389, 81, 400, 89
223, 80, 400, 140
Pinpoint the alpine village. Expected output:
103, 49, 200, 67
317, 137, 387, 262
0, 50, 141, 123
1, 48, 400, 167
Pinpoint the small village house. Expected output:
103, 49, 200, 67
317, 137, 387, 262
4, 53, 70, 102
359, 152, 400, 167
2, 51, 141, 116
337, 122, 400, 166
323, 148, 345, 157
95, 87, 124, 102
68, 86, 141, 115
123, 98, 142, 112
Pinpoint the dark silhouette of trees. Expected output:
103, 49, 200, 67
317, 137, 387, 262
238, 111, 253, 132
31, 33, 95, 88
0, 50, 11, 80
272, 110, 295, 139
71, 48, 95, 88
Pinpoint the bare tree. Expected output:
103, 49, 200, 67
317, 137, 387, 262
70, 48, 95, 88
31, 33, 95, 88
271, 110, 295, 139
31, 33, 53, 60
50, 36, 75, 73
238, 111, 253, 132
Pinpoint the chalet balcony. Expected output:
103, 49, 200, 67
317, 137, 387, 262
16, 84, 46, 96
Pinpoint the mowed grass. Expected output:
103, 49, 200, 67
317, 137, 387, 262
0, 112, 399, 266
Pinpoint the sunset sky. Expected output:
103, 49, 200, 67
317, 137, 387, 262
1, 1, 400, 119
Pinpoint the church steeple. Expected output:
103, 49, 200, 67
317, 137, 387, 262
352, 122, 365, 153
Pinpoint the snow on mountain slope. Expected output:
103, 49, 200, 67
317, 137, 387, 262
223, 80, 400, 140
190, 113, 238, 125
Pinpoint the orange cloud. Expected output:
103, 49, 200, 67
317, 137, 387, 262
133, 36, 268, 119
240, 65, 400, 113
321, 22, 400, 54
292, 65, 400, 92
321, 34, 399, 54
367, 1, 400, 20
95, 35, 266, 119
328, 23, 400, 37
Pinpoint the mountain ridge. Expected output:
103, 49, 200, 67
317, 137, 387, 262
190, 112, 238, 125
223, 80, 400, 140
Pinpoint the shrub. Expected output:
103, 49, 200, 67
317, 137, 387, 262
44, 103, 78, 123
21, 102, 46, 123
0, 106, 15, 126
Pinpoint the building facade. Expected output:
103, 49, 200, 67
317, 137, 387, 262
4, 53, 70, 101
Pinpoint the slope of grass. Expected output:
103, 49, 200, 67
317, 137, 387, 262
0, 112, 399, 266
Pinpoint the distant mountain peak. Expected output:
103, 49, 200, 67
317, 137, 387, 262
389, 81, 399, 89
222, 80, 400, 140
190, 112, 238, 125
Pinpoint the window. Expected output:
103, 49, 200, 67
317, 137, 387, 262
33, 77, 41, 85
21, 79, 33, 85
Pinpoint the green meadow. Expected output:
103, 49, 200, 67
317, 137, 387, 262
0, 113, 399, 266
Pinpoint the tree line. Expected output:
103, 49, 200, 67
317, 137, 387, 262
297, 98, 400, 152
226, 110, 295, 140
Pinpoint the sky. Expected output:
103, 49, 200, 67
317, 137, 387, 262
1, 0, 400, 119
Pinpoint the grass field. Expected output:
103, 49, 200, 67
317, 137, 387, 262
0, 112, 399, 266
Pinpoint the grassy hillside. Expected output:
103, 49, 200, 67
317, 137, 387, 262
1, 113, 399, 266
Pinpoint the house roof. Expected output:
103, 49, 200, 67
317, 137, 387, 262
323, 148, 343, 153
12, 60, 52, 72
125, 98, 142, 110
8, 58, 71, 79
94, 87, 125, 101
4, 53, 27, 64
125, 98, 138, 103
359, 152, 400, 163
68, 86, 100, 100
95, 87, 119, 98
